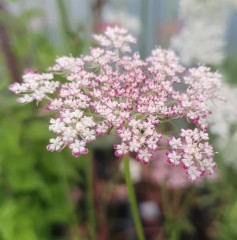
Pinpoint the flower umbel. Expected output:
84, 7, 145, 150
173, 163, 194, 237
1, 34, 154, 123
9, 26, 222, 181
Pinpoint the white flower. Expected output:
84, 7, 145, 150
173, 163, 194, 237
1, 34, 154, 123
129, 139, 141, 152
119, 129, 132, 141
167, 151, 181, 166
17, 95, 34, 104
70, 140, 88, 157
169, 137, 182, 149
96, 122, 110, 135
72, 110, 83, 119
137, 149, 152, 164
171, 0, 236, 65
93, 26, 136, 52
49, 118, 65, 134
115, 142, 129, 157
208, 83, 237, 137
208, 83, 237, 169
62, 127, 77, 142
187, 165, 201, 181
81, 128, 96, 142
47, 137, 63, 152
182, 155, 193, 168
103, 9, 141, 33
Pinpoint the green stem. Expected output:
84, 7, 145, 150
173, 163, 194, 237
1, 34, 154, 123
161, 0, 176, 47
161, 185, 181, 240
85, 150, 97, 240
139, 0, 148, 58
123, 156, 145, 240
84, 0, 93, 52
56, 0, 71, 52
59, 157, 82, 239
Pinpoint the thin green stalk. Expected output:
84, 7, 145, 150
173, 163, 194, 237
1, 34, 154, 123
59, 157, 82, 240
139, 0, 148, 58
123, 156, 145, 240
160, 186, 181, 240
56, 0, 71, 52
85, 150, 97, 240
84, 0, 93, 52
161, 0, 176, 47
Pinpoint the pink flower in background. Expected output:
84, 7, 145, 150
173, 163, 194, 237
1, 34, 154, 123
9, 26, 222, 181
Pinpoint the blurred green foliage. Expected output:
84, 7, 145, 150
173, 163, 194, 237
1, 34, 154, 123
221, 57, 237, 85
0, 3, 87, 240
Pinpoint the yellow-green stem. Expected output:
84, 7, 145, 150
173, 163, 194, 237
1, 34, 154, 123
85, 151, 96, 240
123, 155, 145, 240
56, 0, 71, 52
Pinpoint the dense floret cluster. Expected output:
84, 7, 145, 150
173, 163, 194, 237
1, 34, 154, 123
9, 27, 222, 181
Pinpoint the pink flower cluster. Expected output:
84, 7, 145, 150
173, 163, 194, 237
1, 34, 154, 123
152, 149, 218, 188
167, 129, 215, 181
9, 27, 222, 181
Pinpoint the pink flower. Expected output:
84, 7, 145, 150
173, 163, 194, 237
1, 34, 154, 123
152, 149, 219, 188
168, 128, 216, 180
9, 27, 222, 181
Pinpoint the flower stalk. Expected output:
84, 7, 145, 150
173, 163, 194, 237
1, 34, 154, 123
123, 155, 145, 240
85, 150, 97, 240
